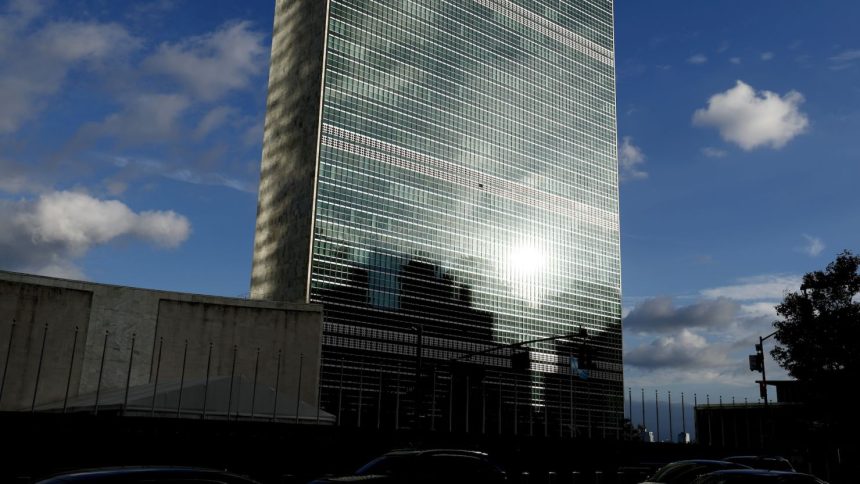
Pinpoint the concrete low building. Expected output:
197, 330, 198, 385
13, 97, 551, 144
0, 270, 323, 421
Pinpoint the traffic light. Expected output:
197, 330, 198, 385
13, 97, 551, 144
580, 344, 592, 370
749, 344, 764, 372
748, 353, 763, 372
759, 381, 767, 399
511, 350, 530, 371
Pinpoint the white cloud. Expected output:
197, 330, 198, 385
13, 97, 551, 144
0, 9, 138, 134
700, 275, 800, 301
0, 191, 190, 277
1, 0, 46, 29
0, 159, 49, 194
109, 155, 257, 193
760, 52, 774, 61
35, 21, 136, 62
829, 49, 860, 70
242, 120, 264, 146
729, 57, 741, 65
194, 106, 234, 139
701, 147, 727, 158
693, 80, 809, 150
830, 49, 860, 63
687, 53, 707, 65
802, 234, 825, 257
739, 302, 778, 320
144, 21, 266, 101
618, 136, 648, 181
87, 93, 190, 143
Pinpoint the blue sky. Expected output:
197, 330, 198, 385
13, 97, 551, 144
1, 0, 858, 436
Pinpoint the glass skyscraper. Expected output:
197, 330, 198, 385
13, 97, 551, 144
252, 0, 621, 435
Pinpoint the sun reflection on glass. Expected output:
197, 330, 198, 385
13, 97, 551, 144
508, 245, 546, 276
504, 243, 548, 305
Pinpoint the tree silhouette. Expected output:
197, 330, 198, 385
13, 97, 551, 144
771, 250, 860, 383
771, 250, 860, 443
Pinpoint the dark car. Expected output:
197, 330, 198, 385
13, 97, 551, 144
640, 460, 752, 484
34, 466, 262, 483
690, 469, 828, 483
307, 448, 507, 484
722, 456, 795, 472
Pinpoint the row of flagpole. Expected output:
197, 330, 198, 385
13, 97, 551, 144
625, 387, 763, 444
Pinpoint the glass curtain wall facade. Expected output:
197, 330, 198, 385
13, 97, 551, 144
253, 0, 621, 436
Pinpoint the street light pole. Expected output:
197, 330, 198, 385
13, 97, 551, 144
756, 330, 778, 448
757, 330, 778, 407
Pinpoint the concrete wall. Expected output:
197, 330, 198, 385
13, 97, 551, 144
0, 280, 92, 411
0, 270, 322, 411
250, 0, 329, 303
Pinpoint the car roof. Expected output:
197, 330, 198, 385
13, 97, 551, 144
384, 449, 491, 458
645, 459, 753, 483
707, 469, 804, 475
724, 455, 790, 461
696, 468, 825, 481
36, 466, 260, 483
722, 455, 795, 469
664, 460, 748, 465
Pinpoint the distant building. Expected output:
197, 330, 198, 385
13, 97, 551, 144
695, 397, 808, 450
251, 0, 623, 434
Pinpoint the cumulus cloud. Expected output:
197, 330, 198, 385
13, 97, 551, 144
624, 297, 739, 333
700, 274, 800, 301
760, 52, 774, 61
624, 276, 800, 379
0, 6, 138, 134
802, 234, 824, 257
0, 191, 190, 278
701, 147, 727, 158
625, 329, 730, 370
729, 57, 741, 65
144, 21, 266, 101
618, 136, 648, 181
693, 81, 809, 150
687, 54, 707, 65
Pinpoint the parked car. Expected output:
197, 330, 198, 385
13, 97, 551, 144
307, 448, 507, 483
722, 456, 796, 472
34, 466, 262, 483
640, 459, 752, 484
690, 468, 828, 483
